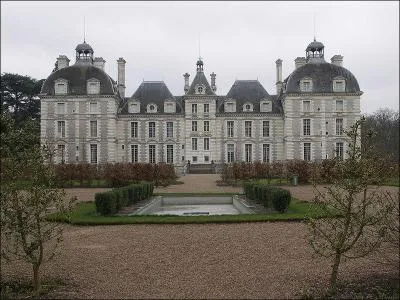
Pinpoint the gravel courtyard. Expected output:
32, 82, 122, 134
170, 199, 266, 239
2, 175, 398, 299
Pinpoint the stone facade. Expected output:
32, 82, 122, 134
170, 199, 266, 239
40, 39, 362, 174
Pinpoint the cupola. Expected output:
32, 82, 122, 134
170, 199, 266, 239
75, 41, 94, 65
306, 38, 325, 63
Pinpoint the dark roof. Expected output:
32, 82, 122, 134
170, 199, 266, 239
187, 71, 215, 95
217, 80, 282, 114
128, 81, 182, 113
285, 62, 361, 93
41, 64, 116, 95
306, 40, 324, 51
75, 42, 93, 52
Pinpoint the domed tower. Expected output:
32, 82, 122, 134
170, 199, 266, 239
75, 41, 94, 65
306, 38, 325, 63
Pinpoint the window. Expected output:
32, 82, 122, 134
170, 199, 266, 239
192, 104, 197, 114
197, 86, 203, 94
303, 100, 311, 112
58, 144, 65, 163
147, 104, 157, 113
333, 80, 346, 92
87, 80, 100, 95
245, 121, 252, 137
131, 122, 138, 138
165, 102, 174, 113
300, 79, 312, 92
336, 100, 344, 112
149, 122, 155, 138
303, 119, 311, 136
226, 102, 235, 112
263, 121, 270, 137
149, 145, 156, 164
192, 121, 197, 132
244, 103, 252, 112
167, 145, 174, 164
262, 144, 270, 163
204, 103, 209, 113
245, 144, 252, 162
204, 156, 209, 162
90, 121, 97, 137
90, 144, 98, 164
204, 138, 209, 150
304, 143, 311, 161
227, 144, 235, 163
57, 121, 65, 138
227, 121, 234, 137
192, 156, 198, 162
335, 142, 344, 161
57, 103, 65, 114
336, 119, 343, 136
204, 121, 209, 132
166, 122, 173, 138
131, 145, 138, 163
55, 79, 68, 95
192, 138, 198, 150
89, 102, 98, 114
129, 102, 140, 113
260, 101, 272, 112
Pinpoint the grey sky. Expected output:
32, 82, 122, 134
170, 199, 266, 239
1, 1, 398, 114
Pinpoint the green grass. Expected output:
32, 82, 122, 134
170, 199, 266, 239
47, 197, 332, 225
383, 177, 400, 187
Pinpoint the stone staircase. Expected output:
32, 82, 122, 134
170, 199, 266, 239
188, 164, 215, 174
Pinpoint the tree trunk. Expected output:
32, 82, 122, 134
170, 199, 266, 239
33, 264, 41, 294
330, 252, 341, 295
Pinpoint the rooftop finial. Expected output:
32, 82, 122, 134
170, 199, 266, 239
313, 13, 316, 41
83, 16, 86, 42
198, 35, 202, 61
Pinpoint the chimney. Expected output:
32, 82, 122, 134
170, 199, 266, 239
210, 72, 217, 92
94, 57, 106, 70
57, 55, 70, 69
117, 57, 126, 98
295, 57, 306, 69
331, 55, 343, 67
275, 59, 282, 94
183, 73, 190, 94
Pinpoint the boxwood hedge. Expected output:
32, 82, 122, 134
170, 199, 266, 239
244, 182, 291, 213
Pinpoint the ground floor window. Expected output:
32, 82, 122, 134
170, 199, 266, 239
303, 143, 311, 161
167, 145, 174, 164
149, 145, 156, 164
262, 144, 270, 163
90, 144, 98, 164
192, 156, 197, 162
245, 144, 252, 162
227, 144, 235, 163
204, 155, 209, 162
131, 145, 138, 163
335, 142, 344, 161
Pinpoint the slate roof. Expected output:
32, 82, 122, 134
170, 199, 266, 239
285, 62, 361, 93
186, 71, 215, 95
41, 64, 117, 95
75, 41, 93, 52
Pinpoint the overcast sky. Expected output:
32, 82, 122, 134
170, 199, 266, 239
1, 1, 399, 114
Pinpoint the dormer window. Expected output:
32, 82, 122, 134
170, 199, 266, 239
128, 100, 140, 113
54, 78, 68, 95
260, 100, 272, 112
225, 100, 236, 113
147, 103, 157, 113
87, 78, 100, 95
333, 77, 346, 92
164, 102, 175, 113
300, 77, 313, 92
243, 103, 253, 112
195, 84, 205, 95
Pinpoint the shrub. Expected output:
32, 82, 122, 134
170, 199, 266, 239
271, 189, 291, 212
95, 191, 117, 215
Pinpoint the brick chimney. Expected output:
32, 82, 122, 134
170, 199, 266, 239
57, 55, 70, 69
275, 59, 282, 94
331, 55, 343, 67
117, 58, 126, 98
94, 57, 106, 70
183, 73, 190, 94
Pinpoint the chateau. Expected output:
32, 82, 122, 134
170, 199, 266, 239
40, 38, 362, 174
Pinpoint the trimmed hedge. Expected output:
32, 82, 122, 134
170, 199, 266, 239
244, 181, 291, 213
95, 182, 154, 216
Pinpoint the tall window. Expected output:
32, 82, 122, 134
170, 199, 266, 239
263, 121, 270, 137
335, 142, 344, 161
301, 80, 312, 92
149, 122, 155, 138
57, 103, 65, 114
204, 103, 209, 113
245, 121, 252, 137
303, 119, 311, 136
192, 121, 197, 132
227, 121, 234, 137
336, 100, 344, 112
192, 104, 197, 114
227, 144, 235, 163
58, 144, 65, 163
336, 119, 343, 136
262, 144, 270, 163
304, 143, 311, 161
192, 138, 197, 150
90, 121, 97, 137
131, 145, 138, 163
149, 145, 156, 164
204, 121, 209, 132
204, 138, 209, 150
245, 144, 252, 162
333, 81, 345, 92
303, 100, 310, 112
166, 122, 173, 138
90, 144, 98, 164
167, 145, 174, 164
131, 122, 138, 138
57, 121, 65, 138
89, 102, 98, 114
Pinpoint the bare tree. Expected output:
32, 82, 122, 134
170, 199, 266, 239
307, 119, 395, 294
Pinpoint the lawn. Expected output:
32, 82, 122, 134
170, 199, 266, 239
47, 196, 332, 225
